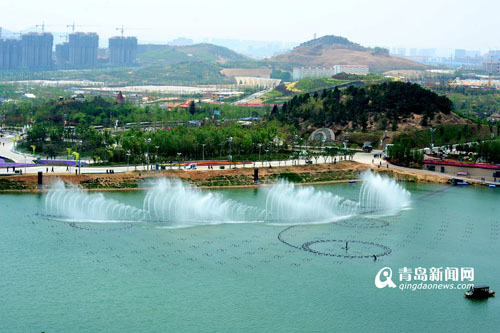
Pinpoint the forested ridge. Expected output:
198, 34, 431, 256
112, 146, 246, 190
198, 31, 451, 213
269, 82, 453, 130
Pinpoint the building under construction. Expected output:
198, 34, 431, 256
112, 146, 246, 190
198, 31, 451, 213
55, 42, 69, 65
68, 32, 98, 67
0, 32, 53, 69
109, 36, 137, 65
20, 33, 53, 68
0, 39, 22, 69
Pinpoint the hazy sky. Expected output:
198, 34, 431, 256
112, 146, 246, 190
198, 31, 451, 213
1, 0, 499, 50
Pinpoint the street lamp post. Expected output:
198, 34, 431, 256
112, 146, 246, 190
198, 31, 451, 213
294, 135, 298, 166
146, 138, 151, 171
177, 152, 182, 169
78, 140, 82, 175
430, 128, 436, 151
126, 150, 131, 172
201, 143, 206, 161
258, 143, 263, 162
321, 138, 326, 164
155, 145, 160, 171
343, 131, 349, 150
228, 137, 233, 168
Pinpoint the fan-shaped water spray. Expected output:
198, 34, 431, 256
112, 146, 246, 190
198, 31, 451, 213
358, 171, 411, 215
45, 180, 144, 222
265, 180, 360, 223
265, 171, 411, 223
44, 172, 410, 226
143, 178, 266, 226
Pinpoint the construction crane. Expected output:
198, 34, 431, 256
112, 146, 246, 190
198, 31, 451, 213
35, 22, 64, 33
66, 22, 97, 33
35, 22, 46, 32
115, 25, 149, 37
116, 25, 126, 37
11, 32, 23, 39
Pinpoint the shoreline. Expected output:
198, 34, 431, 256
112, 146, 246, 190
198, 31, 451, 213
0, 161, 474, 193
0, 178, 365, 194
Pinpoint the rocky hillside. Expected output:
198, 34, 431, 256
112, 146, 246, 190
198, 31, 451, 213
269, 35, 427, 72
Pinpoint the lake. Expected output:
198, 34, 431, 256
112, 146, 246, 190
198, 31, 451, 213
1, 175, 499, 332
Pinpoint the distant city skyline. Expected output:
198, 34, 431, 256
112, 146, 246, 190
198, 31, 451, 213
1, 0, 499, 53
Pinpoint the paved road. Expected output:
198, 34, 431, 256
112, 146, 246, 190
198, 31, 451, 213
0, 135, 348, 175
353, 150, 498, 185
0, 135, 497, 186
233, 89, 272, 105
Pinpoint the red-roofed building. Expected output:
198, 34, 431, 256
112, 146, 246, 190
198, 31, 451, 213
116, 91, 125, 104
178, 100, 192, 108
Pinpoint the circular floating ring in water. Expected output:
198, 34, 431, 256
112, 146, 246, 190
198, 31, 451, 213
336, 218, 389, 229
301, 239, 391, 259
69, 222, 133, 232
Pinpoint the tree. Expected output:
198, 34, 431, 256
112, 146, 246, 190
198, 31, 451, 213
271, 104, 278, 116
27, 124, 47, 143
189, 101, 196, 115
270, 69, 292, 82
44, 143, 58, 159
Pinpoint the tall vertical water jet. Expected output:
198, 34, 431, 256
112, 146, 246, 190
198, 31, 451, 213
45, 180, 144, 222
143, 178, 265, 226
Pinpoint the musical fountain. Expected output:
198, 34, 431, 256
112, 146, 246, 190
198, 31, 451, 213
44, 171, 411, 225
45, 180, 144, 222
142, 178, 266, 226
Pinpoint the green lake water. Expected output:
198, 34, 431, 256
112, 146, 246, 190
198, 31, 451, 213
1, 180, 499, 332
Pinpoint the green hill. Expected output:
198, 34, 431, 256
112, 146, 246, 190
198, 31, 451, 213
297, 35, 365, 50
137, 43, 247, 66
268, 81, 459, 131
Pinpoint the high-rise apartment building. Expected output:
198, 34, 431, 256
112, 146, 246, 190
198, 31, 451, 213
68, 32, 98, 67
109, 36, 137, 65
0, 32, 53, 69
20, 32, 53, 68
56, 43, 70, 65
0, 39, 22, 69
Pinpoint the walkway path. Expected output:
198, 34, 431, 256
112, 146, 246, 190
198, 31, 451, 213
0, 135, 34, 164
0, 135, 497, 186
